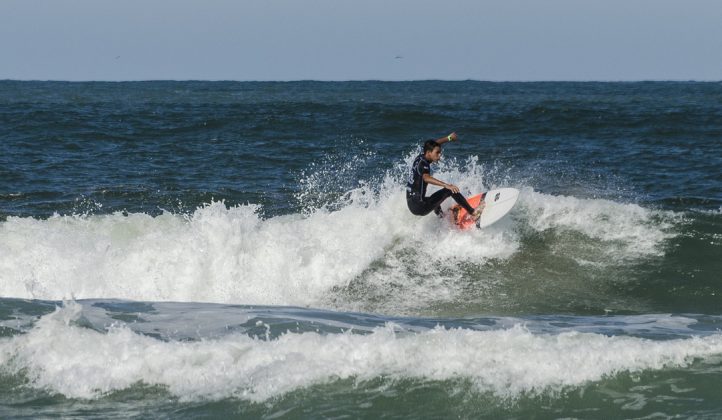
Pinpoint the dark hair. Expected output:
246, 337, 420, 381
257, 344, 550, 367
423, 140, 440, 153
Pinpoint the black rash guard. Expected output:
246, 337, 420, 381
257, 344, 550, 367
406, 154, 431, 199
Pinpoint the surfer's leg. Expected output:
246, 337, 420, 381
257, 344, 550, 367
407, 189, 451, 216
411, 189, 478, 217
423, 189, 477, 216
424, 189, 452, 212
449, 192, 476, 215
407, 195, 437, 216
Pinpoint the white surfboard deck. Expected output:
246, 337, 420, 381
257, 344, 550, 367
451, 187, 519, 229
476, 188, 519, 228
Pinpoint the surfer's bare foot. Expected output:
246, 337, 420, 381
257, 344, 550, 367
471, 202, 485, 220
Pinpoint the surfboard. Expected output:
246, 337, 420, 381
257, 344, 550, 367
450, 188, 519, 230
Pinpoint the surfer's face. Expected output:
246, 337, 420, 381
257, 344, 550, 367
425, 146, 442, 162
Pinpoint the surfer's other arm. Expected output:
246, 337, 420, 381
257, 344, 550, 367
422, 173, 460, 194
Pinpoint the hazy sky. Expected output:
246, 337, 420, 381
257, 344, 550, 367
2, 0, 721, 81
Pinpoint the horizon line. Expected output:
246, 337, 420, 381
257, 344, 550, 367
2, 78, 722, 84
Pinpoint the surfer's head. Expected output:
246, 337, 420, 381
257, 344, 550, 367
423, 140, 442, 162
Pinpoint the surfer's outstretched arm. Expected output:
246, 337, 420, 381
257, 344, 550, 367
434, 132, 458, 145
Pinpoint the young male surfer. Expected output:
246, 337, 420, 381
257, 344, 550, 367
406, 132, 483, 220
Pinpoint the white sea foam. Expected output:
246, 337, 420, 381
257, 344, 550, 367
700, 206, 722, 215
0, 168, 676, 307
0, 190, 510, 304
1, 303, 720, 402
517, 187, 674, 258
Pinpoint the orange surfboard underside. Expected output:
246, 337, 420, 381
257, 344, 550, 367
450, 192, 485, 230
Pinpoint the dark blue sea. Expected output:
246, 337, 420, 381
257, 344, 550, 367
1, 80, 721, 418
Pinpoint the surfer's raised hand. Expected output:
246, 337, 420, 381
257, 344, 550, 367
435, 132, 458, 145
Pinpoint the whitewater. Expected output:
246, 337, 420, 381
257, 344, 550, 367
0, 157, 675, 312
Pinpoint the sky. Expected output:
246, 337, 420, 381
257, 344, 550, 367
2, 0, 722, 81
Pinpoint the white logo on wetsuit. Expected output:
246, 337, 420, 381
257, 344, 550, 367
406, 154, 431, 197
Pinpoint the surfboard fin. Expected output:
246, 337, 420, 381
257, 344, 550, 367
471, 204, 484, 228
451, 206, 460, 224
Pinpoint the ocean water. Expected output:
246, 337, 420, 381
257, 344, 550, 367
1, 80, 721, 418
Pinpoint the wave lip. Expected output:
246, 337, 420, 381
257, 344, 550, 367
1, 303, 721, 402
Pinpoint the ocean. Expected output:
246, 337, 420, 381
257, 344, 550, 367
1, 80, 721, 418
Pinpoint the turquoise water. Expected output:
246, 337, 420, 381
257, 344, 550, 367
1, 81, 721, 418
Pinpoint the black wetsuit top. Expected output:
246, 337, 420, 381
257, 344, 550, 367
406, 154, 431, 200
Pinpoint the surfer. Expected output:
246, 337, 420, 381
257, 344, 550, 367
406, 132, 483, 220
